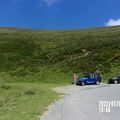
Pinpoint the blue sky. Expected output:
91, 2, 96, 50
0, 0, 120, 29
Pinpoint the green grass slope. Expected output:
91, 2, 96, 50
0, 26, 120, 120
0, 26, 120, 82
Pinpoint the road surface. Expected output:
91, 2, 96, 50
41, 84, 120, 120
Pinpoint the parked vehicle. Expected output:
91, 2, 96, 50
76, 73, 101, 86
108, 75, 120, 84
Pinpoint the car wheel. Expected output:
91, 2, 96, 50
81, 82, 85, 86
114, 80, 118, 84
96, 81, 100, 85
75, 82, 78, 85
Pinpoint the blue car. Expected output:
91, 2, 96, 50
76, 73, 101, 86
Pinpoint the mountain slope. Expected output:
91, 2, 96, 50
0, 26, 120, 79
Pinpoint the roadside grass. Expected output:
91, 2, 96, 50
0, 70, 70, 120
0, 82, 62, 120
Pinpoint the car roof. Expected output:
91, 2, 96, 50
85, 72, 99, 75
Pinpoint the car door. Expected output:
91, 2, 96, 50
89, 74, 95, 83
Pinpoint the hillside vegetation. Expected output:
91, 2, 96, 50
0, 26, 120, 120
0, 26, 120, 81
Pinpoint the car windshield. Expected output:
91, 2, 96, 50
84, 73, 99, 78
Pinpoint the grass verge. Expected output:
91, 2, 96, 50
0, 82, 61, 120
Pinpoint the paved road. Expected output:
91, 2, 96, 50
41, 84, 120, 120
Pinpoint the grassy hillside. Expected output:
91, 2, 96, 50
0, 26, 120, 120
0, 26, 120, 80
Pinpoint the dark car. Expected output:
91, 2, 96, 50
76, 73, 101, 86
108, 75, 120, 84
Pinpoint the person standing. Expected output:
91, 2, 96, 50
73, 73, 79, 85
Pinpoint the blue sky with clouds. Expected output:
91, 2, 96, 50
0, 0, 120, 29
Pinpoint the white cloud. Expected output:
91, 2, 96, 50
106, 19, 120, 26
41, 0, 60, 7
